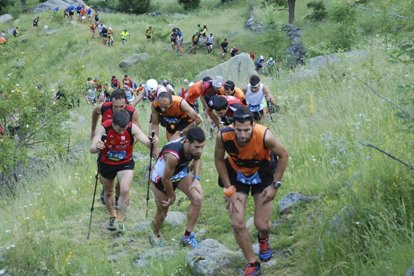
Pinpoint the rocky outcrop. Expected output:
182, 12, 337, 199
119, 53, 151, 69
194, 53, 257, 86
0, 14, 13, 24
185, 239, 243, 276
34, 0, 86, 13
282, 24, 306, 68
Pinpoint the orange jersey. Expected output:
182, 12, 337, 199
153, 96, 189, 121
219, 86, 246, 103
220, 124, 271, 175
185, 80, 204, 105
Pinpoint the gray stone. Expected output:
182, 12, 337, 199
34, 0, 86, 13
278, 192, 320, 214
134, 220, 151, 233
282, 24, 306, 68
185, 239, 243, 276
194, 53, 257, 87
133, 247, 176, 268
246, 216, 254, 228
0, 14, 13, 24
407, 261, 414, 276
119, 53, 150, 68
165, 211, 186, 226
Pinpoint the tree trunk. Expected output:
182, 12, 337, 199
21, 0, 27, 12
288, 0, 295, 23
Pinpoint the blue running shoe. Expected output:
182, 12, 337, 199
258, 234, 272, 262
181, 232, 198, 249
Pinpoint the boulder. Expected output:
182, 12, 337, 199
0, 14, 13, 24
119, 53, 150, 69
34, 0, 86, 13
194, 53, 257, 87
185, 239, 243, 276
165, 211, 186, 226
278, 192, 320, 214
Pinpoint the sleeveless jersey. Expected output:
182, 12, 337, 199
152, 138, 194, 181
100, 120, 133, 165
245, 83, 265, 112
153, 96, 190, 128
220, 124, 270, 175
100, 102, 135, 123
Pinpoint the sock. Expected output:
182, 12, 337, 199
184, 230, 191, 236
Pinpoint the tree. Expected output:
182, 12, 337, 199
178, 0, 200, 10
0, 0, 13, 14
119, 0, 150, 14
288, 0, 296, 23
261, 0, 296, 23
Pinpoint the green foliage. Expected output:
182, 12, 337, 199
330, 2, 356, 25
305, 1, 327, 22
0, 0, 13, 14
261, 0, 286, 7
118, 0, 150, 14
178, 0, 200, 10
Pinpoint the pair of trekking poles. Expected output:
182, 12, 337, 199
87, 130, 155, 239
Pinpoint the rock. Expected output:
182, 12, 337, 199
194, 53, 257, 86
278, 192, 320, 214
185, 239, 243, 276
165, 211, 186, 226
134, 220, 151, 233
34, 0, 86, 13
119, 53, 150, 68
282, 24, 306, 68
0, 14, 13, 24
133, 247, 176, 268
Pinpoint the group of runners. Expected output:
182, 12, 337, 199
89, 73, 288, 276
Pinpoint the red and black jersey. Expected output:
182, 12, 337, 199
153, 137, 194, 176
100, 102, 135, 123
100, 120, 134, 165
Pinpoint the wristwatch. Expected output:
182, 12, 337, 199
273, 181, 282, 189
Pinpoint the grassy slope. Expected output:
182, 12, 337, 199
1, 0, 413, 275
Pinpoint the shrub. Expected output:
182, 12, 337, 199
305, 1, 328, 22
178, 0, 200, 10
118, 0, 150, 14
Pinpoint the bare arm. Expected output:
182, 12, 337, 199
90, 103, 102, 140
90, 125, 106, 153
208, 109, 222, 129
263, 85, 275, 104
162, 153, 179, 205
150, 104, 160, 140
214, 131, 232, 188
180, 100, 202, 133
131, 110, 140, 128
132, 124, 159, 158
264, 130, 288, 182
132, 90, 145, 106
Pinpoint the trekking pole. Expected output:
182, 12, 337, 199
266, 100, 274, 122
145, 130, 155, 219
87, 134, 106, 240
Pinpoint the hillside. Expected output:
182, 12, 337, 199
0, 0, 413, 275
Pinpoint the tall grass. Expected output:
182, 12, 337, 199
0, 1, 413, 275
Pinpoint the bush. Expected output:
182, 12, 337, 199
305, 1, 328, 22
118, 0, 150, 14
178, 0, 200, 10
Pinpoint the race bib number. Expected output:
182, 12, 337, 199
248, 103, 262, 112
171, 167, 188, 182
106, 150, 126, 162
236, 171, 262, 185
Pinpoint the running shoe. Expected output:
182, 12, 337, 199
244, 262, 261, 276
258, 234, 273, 262
181, 232, 198, 249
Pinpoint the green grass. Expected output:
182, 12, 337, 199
1, 0, 414, 275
